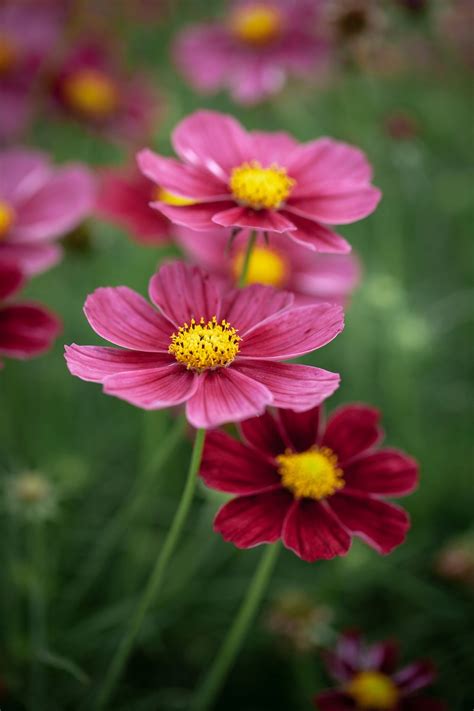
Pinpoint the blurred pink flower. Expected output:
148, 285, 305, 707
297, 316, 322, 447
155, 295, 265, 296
174, 0, 329, 104
65, 261, 343, 429
0, 147, 96, 275
138, 110, 381, 253
51, 42, 159, 143
176, 226, 361, 305
0, 258, 61, 367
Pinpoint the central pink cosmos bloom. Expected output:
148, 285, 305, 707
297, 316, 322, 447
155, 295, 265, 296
138, 110, 381, 253
65, 261, 343, 429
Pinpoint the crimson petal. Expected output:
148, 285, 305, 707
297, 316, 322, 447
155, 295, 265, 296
282, 500, 351, 562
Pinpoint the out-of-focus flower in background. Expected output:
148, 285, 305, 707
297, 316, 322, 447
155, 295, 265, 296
265, 590, 334, 652
0, 259, 61, 367
0, 148, 95, 275
176, 226, 361, 305
384, 110, 420, 141
434, 531, 474, 591
5, 470, 57, 521
314, 630, 446, 710
435, 0, 474, 70
174, 0, 329, 105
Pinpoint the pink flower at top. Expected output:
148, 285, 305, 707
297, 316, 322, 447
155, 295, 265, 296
0, 258, 61, 368
174, 0, 328, 105
138, 110, 381, 253
0, 148, 96, 275
176, 226, 361, 305
51, 42, 158, 143
65, 261, 343, 429
199, 404, 418, 561
315, 630, 446, 711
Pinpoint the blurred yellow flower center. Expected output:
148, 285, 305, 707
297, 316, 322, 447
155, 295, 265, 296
15, 473, 51, 504
169, 316, 241, 372
232, 4, 282, 45
155, 187, 197, 206
230, 161, 295, 210
0, 200, 15, 239
232, 245, 288, 287
64, 69, 119, 117
276, 447, 344, 500
0, 35, 17, 73
347, 671, 399, 709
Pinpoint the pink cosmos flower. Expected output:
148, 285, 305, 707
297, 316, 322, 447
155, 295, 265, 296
0, 147, 95, 275
199, 403, 418, 561
315, 630, 446, 711
174, 0, 328, 105
138, 110, 381, 253
176, 226, 361, 305
65, 261, 343, 429
0, 258, 61, 368
51, 42, 159, 143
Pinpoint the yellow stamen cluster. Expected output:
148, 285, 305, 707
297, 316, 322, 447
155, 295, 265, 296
0, 200, 15, 239
232, 245, 288, 287
64, 69, 119, 117
0, 35, 17, 73
276, 447, 344, 500
155, 187, 197, 206
231, 4, 282, 45
347, 671, 399, 710
169, 316, 241, 372
230, 160, 295, 211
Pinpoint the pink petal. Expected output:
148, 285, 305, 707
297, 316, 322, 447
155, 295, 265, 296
156, 201, 235, 231
137, 149, 227, 198
0, 259, 23, 300
240, 410, 287, 458
288, 138, 373, 189
344, 449, 419, 496
65, 345, 172, 382
185, 366, 272, 429
0, 303, 60, 358
239, 303, 344, 360
0, 242, 62, 276
365, 640, 399, 674
149, 261, 221, 327
328, 492, 410, 554
214, 490, 292, 548
321, 404, 382, 465
248, 130, 299, 165
222, 283, 293, 336
103, 363, 198, 409
172, 110, 251, 178
278, 405, 322, 453
287, 183, 382, 225
393, 661, 436, 694
282, 211, 351, 253
200, 430, 281, 494
173, 25, 235, 93
84, 287, 172, 351
0, 148, 50, 203
212, 205, 296, 233
174, 224, 231, 272
234, 362, 340, 411
282, 499, 351, 562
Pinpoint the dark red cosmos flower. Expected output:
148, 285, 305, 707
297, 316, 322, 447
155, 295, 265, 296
0, 258, 60, 368
199, 404, 418, 562
314, 630, 446, 711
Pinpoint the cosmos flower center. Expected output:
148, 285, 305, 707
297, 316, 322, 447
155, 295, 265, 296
0, 35, 17, 73
231, 4, 282, 45
276, 447, 344, 500
232, 245, 288, 287
154, 187, 197, 206
0, 200, 15, 239
64, 69, 119, 117
168, 316, 241, 372
230, 161, 295, 210
347, 671, 399, 710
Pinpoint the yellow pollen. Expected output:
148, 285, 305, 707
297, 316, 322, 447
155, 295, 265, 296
155, 187, 197, 206
63, 69, 119, 118
231, 4, 282, 45
230, 160, 295, 211
0, 35, 17, 73
347, 671, 399, 710
276, 447, 344, 500
232, 245, 288, 287
0, 200, 15, 239
169, 316, 241, 372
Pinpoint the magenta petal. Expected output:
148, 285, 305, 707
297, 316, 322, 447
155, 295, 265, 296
328, 492, 410, 554
288, 137, 373, 188
214, 490, 292, 548
240, 410, 287, 458
394, 661, 436, 694
156, 201, 235, 231
314, 690, 355, 711
0, 242, 62, 276
148, 261, 221, 327
103, 363, 198, 409
65, 345, 172, 383
283, 212, 351, 253
212, 205, 296, 233
365, 640, 399, 674
282, 500, 351, 562
0, 148, 50, 203
344, 449, 419, 496
0, 303, 60, 358
321, 404, 382, 465
84, 287, 172, 351
234, 361, 340, 411
287, 184, 382, 225
137, 149, 227, 198
200, 430, 281, 494
0, 259, 24, 300
278, 405, 322, 453
185, 367, 272, 429
239, 303, 344, 360
249, 130, 299, 164
222, 283, 293, 336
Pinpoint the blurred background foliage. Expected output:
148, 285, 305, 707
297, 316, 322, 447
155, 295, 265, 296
0, 1, 473, 709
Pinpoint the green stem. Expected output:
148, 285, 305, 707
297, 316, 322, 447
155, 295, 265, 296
192, 543, 280, 711
237, 231, 257, 288
29, 520, 46, 711
95, 427, 206, 710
